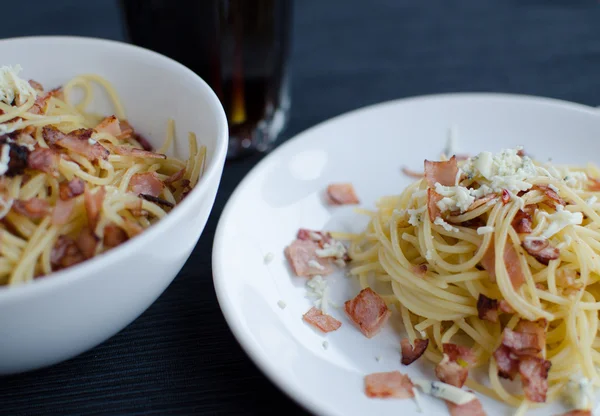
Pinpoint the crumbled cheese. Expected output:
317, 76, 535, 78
334, 258, 346, 268
0, 144, 10, 175
564, 171, 587, 189
435, 183, 475, 212
0, 196, 13, 219
308, 259, 325, 271
0, 65, 37, 106
433, 217, 459, 232
412, 189, 428, 199
413, 379, 477, 405
315, 241, 346, 259
88, 138, 97, 145
322, 340, 329, 350
407, 206, 426, 226
587, 196, 597, 205
306, 275, 333, 313
541, 205, 583, 238
264, 252, 274, 264
277, 300, 287, 309
564, 375, 594, 410
477, 226, 494, 235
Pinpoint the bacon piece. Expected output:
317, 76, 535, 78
117, 120, 134, 139
522, 238, 559, 265
107, 144, 166, 159
133, 134, 153, 151
518, 356, 551, 402
466, 194, 497, 212
103, 223, 128, 248
480, 242, 525, 289
27, 147, 60, 176
401, 166, 423, 179
493, 345, 519, 380
42, 126, 109, 162
499, 300, 515, 314
12, 198, 50, 219
164, 168, 186, 185
129, 172, 165, 198
51, 198, 74, 225
51, 236, 85, 270
446, 397, 486, 416
84, 186, 106, 231
95, 115, 122, 136
515, 319, 546, 354
326, 183, 360, 205
501, 328, 541, 357
443, 343, 477, 366
59, 178, 85, 200
297, 228, 332, 245
302, 307, 342, 333
427, 188, 443, 222
477, 294, 499, 323
284, 239, 334, 277
500, 189, 510, 204
424, 156, 458, 187
400, 338, 429, 365
5, 142, 30, 177
436, 354, 468, 388
344, 288, 391, 338
512, 209, 532, 234
140, 194, 175, 208
76, 226, 98, 259
533, 184, 565, 208
364, 371, 414, 399
28, 80, 44, 92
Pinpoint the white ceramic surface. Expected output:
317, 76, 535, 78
0, 36, 228, 374
213, 94, 600, 416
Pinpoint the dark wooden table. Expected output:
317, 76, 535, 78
1, 0, 599, 414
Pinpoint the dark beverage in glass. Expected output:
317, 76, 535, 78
119, 0, 293, 159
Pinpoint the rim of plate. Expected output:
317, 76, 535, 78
0, 35, 228, 301
212, 92, 599, 416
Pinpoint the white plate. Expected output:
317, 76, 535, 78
212, 94, 600, 416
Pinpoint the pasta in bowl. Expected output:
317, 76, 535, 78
0, 36, 227, 374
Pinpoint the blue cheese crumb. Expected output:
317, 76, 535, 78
413, 379, 476, 405
277, 300, 286, 309
322, 340, 329, 350
264, 252, 274, 264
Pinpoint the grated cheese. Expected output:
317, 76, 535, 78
263, 252, 274, 264
433, 217, 459, 233
306, 275, 333, 313
88, 138, 97, 145
0, 65, 37, 106
477, 226, 494, 235
407, 206, 426, 226
540, 205, 583, 238
315, 241, 346, 259
412, 379, 477, 405
277, 300, 287, 309
0, 196, 12, 219
308, 259, 325, 271
0, 144, 11, 175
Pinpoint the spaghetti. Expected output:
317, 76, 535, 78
346, 147, 600, 414
0, 66, 206, 286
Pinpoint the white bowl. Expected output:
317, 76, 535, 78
0, 36, 228, 374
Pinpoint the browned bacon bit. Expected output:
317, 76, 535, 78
84, 186, 106, 231
95, 115, 121, 136
588, 177, 600, 191
401, 166, 423, 179
514, 319, 546, 354
104, 223, 128, 248
108, 144, 166, 159
493, 345, 519, 380
129, 172, 165, 198
412, 264, 428, 277
76, 226, 99, 259
51, 236, 85, 270
427, 188, 443, 222
42, 126, 109, 162
501, 328, 542, 357
285, 239, 334, 277
477, 294, 499, 323
326, 183, 360, 205
48, 87, 64, 100
12, 198, 50, 219
140, 193, 175, 208
480, 241, 525, 289
499, 300, 515, 314
424, 156, 458, 187
466, 194, 497, 212
559, 411, 592, 416
59, 178, 85, 200
519, 356, 551, 403
400, 338, 429, 365
443, 343, 476, 365
512, 210, 532, 234
117, 120, 134, 139
302, 307, 342, 333
501, 189, 510, 204
454, 154, 470, 161
522, 237, 559, 265
523, 204, 537, 216
51, 199, 74, 226
164, 168, 186, 185
446, 397, 486, 416
28, 147, 59, 176
344, 288, 391, 338
364, 371, 414, 399
133, 133, 153, 151
28, 80, 44, 92
435, 354, 469, 388
533, 184, 565, 208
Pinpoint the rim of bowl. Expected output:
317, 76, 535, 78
0, 35, 228, 302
